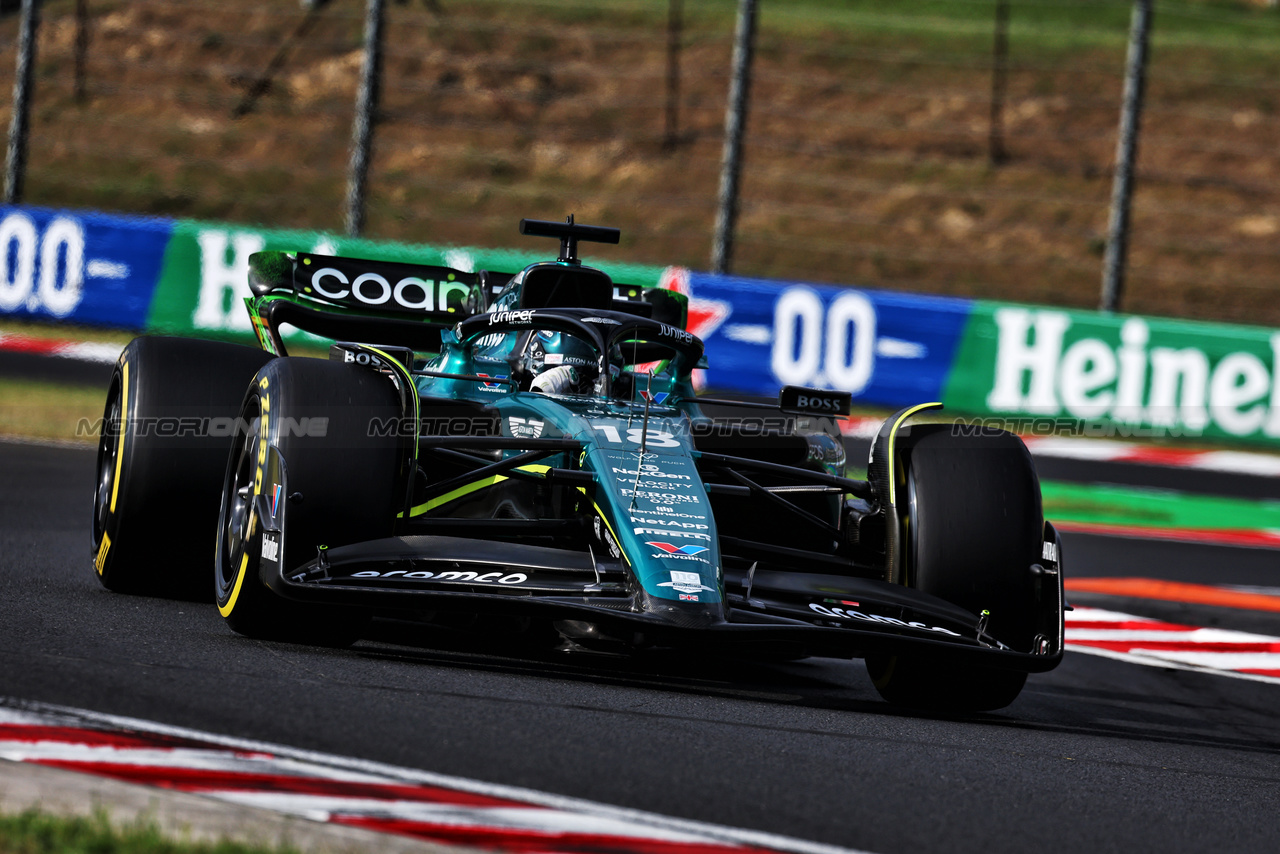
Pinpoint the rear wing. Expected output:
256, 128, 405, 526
249, 251, 481, 317
245, 251, 488, 356
244, 250, 686, 356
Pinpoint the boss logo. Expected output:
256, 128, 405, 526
796, 395, 842, 411
343, 350, 383, 367
781, 385, 851, 415
311, 268, 435, 310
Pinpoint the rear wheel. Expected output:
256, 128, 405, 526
215, 357, 402, 644
866, 425, 1041, 712
91, 337, 272, 598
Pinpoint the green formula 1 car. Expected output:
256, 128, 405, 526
92, 217, 1064, 712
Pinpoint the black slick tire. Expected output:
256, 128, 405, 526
866, 425, 1042, 712
91, 336, 272, 599
214, 357, 402, 645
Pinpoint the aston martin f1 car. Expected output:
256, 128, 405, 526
92, 217, 1064, 711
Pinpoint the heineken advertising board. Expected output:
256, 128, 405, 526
4, 203, 1280, 448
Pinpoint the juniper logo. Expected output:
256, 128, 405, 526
984, 308, 1280, 439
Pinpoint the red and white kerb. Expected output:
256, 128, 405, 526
1066, 606, 1280, 683
0, 703, 866, 854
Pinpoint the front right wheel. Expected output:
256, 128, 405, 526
866, 425, 1043, 712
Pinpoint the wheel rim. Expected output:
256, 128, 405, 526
92, 378, 122, 543
218, 396, 260, 596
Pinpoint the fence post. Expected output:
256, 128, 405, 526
345, 0, 384, 238
711, 0, 757, 275
5, 0, 40, 205
663, 0, 683, 152
1101, 0, 1152, 313
988, 0, 1009, 165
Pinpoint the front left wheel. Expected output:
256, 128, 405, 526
215, 356, 402, 644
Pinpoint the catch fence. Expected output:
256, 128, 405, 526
2, 0, 1280, 325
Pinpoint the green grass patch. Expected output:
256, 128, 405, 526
0, 808, 300, 854
1042, 479, 1280, 532
0, 378, 105, 444
0, 318, 137, 346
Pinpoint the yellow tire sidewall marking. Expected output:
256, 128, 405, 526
94, 532, 111, 576
218, 552, 250, 618
109, 361, 128, 513
224, 378, 267, 618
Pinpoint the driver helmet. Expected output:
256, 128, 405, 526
526, 330, 620, 395
526, 329, 597, 376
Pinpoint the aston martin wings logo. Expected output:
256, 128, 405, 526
508, 416, 544, 439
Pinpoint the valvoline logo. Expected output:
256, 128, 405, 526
476, 373, 508, 390
646, 541, 709, 556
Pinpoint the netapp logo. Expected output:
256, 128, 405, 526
630, 517, 708, 530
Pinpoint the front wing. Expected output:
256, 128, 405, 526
265, 534, 1064, 672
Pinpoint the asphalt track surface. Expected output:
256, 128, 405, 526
3, 440, 1280, 854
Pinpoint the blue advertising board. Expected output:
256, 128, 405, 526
682, 271, 973, 407
0, 206, 173, 330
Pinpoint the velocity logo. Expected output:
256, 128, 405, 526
646, 541, 709, 556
